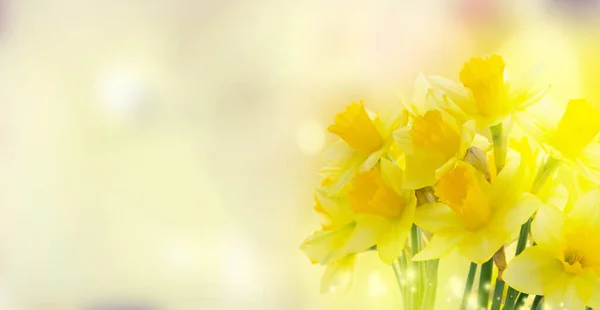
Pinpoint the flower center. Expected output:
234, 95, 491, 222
410, 110, 460, 158
328, 102, 383, 155
349, 168, 404, 218
435, 162, 492, 230
459, 55, 507, 118
562, 252, 585, 274
553, 99, 600, 159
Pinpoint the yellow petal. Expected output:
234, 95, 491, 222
458, 120, 477, 158
320, 255, 356, 294
435, 161, 493, 231
459, 54, 507, 122
410, 110, 461, 158
402, 151, 448, 190
414, 202, 463, 234
503, 246, 564, 296
588, 278, 600, 309
412, 230, 464, 261
349, 168, 404, 218
490, 192, 542, 234
531, 205, 565, 249
377, 200, 416, 264
301, 223, 357, 265
345, 214, 389, 253
545, 272, 592, 310
393, 126, 414, 154
553, 99, 600, 159
566, 188, 600, 229
328, 102, 384, 155
380, 157, 404, 195
489, 154, 528, 210
427, 75, 474, 114
457, 230, 506, 264
314, 189, 354, 230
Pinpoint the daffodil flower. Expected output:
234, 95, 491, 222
517, 98, 600, 184
394, 108, 476, 190
412, 139, 542, 263
347, 158, 417, 264
302, 159, 416, 270
300, 182, 374, 267
321, 101, 407, 194
503, 189, 600, 309
427, 54, 550, 128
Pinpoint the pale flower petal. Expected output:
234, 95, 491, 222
503, 246, 564, 296
414, 202, 463, 234
531, 205, 565, 249
377, 200, 416, 264
320, 255, 356, 294
412, 230, 464, 261
393, 127, 414, 154
403, 151, 448, 190
545, 273, 590, 310
566, 188, 600, 229
345, 215, 389, 254
457, 230, 506, 264
491, 192, 542, 234
380, 157, 404, 195
301, 224, 357, 265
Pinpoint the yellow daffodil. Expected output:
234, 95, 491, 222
347, 158, 417, 264
301, 158, 416, 269
427, 54, 550, 128
394, 108, 476, 190
516, 98, 600, 182
503, 189, 600, 309
321, 101, 407, 194
412, 139, 542, 263
301, 182, 374, 267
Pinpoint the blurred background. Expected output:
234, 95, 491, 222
0, 0, 598, 309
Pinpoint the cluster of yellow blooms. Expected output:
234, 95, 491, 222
301, 54, 600, 309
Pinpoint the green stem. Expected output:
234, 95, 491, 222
490, 279, 505, 310
392, 257, 404, 293
460, 263, 478, 310
515, 292, 529, 309
420, 259, 439, 310
411, 225, 423, 310
491, 122, 506, 172
479, 259, 494, 309
531, 295, 543, 309
394, 250, 411, 309
505, 156, 562, 310
502, 288, 520, 310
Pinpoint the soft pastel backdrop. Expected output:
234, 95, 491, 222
0, 0, 598, 309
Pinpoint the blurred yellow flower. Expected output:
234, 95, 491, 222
428, 54, 550, 128
394, 109, 476, 189
321, 101, 407, 194
516, 98, 600, 182
412, 139, 541, 263
503, 189, 600, 309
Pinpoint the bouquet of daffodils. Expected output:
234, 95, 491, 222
301, 55, 600, 310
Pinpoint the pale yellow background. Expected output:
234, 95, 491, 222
0, 0, 597, 309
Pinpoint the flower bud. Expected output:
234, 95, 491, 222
464, 146, 491, 181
